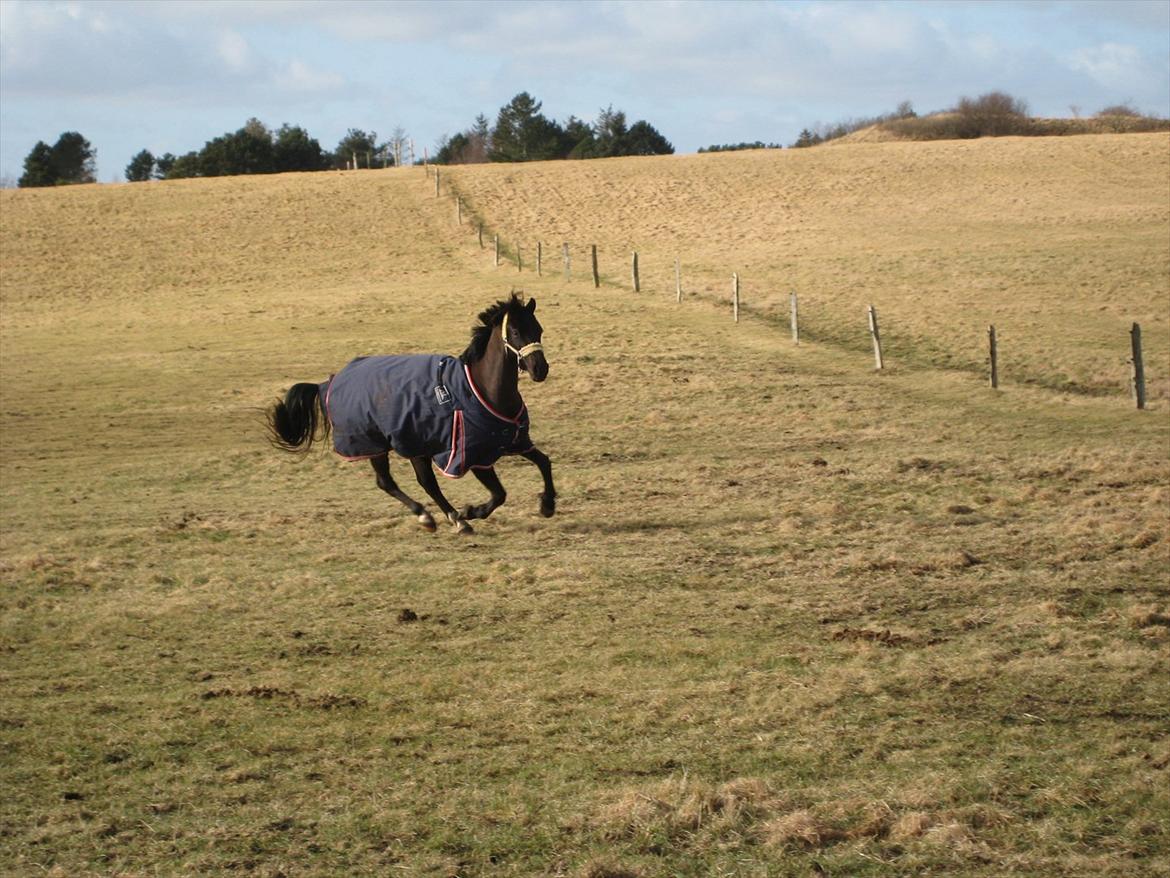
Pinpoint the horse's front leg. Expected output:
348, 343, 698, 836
410, 457, 473, 534
462, 467, 506, 521
521, 447, 556, 517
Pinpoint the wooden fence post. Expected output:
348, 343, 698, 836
456, 197, 462, 225
537, 242, 542, 276
790, 292, 799, 344
988, 325, 999, 389
494, 235, 500, 267
563, 243, 570, 281
591, 245, 600, 288
631, 251, 640, 292
675, 258, 682, 303
868, 305, 884, 370
434, 169, 440, 197
1131, 322, 1146, 410
732, 273, 740, 322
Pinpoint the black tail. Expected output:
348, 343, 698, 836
266, 383, 330, 453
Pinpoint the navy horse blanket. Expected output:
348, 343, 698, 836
321, 355, 532, 478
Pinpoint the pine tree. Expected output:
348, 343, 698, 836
18, 141, 55, 187
490, 93, 564, 162
125, 149, 156, 182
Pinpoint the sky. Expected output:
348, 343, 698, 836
1, 0, 1168, 183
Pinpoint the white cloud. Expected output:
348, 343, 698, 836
0, 0, 348, 104
1068, 42, 1146, 86
281, 58, 345, 93
217, 29, 252, 73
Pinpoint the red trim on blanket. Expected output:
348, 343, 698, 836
464, 364, 526, 424
334, 450, 383, 462
442, 410, 465, 477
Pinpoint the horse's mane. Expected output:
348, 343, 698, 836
460, 293, 524, 364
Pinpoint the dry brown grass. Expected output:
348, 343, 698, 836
1, 144, 1168, 876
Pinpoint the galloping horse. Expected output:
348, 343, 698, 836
267, 294, 555, 534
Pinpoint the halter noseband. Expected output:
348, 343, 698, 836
500, 312, 543, 360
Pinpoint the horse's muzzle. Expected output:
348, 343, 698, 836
524, 352, 549, 382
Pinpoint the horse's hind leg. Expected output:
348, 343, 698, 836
409, 457, 473, 535
370, 454, 436, 531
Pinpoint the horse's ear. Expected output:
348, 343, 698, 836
526, 298, 537, 314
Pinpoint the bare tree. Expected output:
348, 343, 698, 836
385, 126, 409, 167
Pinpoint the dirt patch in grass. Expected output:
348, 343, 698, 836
200, 686, 367, 709
831, 626, 947, 648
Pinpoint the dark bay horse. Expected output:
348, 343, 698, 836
267, 294, 556, 534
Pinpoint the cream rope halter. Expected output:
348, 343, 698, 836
499, 312, 544, 361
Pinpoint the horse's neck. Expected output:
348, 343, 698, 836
469, 325, 522, 416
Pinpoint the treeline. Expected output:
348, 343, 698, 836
16, 119, 407, 187
433, 92, 673, 164
123, 119, 407, 182
697, 142, 782, 153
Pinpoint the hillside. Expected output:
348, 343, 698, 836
834, 115, 1170, 144
442, 133, 1169, 399
1, 146, 1168, 876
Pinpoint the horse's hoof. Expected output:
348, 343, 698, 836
418, 513, 437, 532
540, 494, 556, 517
455, 519, 474, 535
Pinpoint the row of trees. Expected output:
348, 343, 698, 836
17, 121, 405, 187
124, 120, 407, 182
698, 141, 782, 153
434, 93, 673, 164
19, 91, 674, 186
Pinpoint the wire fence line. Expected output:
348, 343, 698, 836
424, 163, 1151, 411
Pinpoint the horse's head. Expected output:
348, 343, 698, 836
502, 297, 548, 382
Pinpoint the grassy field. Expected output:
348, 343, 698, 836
1, 138, 1168, 877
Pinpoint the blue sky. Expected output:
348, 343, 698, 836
1, 0, 1168, 183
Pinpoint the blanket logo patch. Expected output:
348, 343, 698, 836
433, 384, 452, 405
